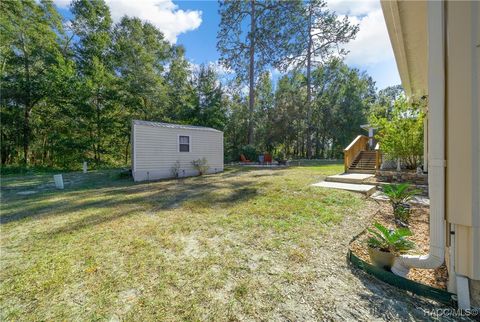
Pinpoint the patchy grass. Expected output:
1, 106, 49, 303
0, 163, 370, 320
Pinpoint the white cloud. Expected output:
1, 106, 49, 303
208, 61, 234, 76
54, 0, 202, 43
326, 0, 394, 67
327, 0, 379, 17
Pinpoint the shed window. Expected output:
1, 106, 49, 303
179, 135, 190, 152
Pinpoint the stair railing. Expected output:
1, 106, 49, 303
344, 135, 369, 172
374, 142, 381, 170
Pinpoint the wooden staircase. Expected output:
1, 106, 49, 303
348, 151, 377, 173
344, 135, 381, 174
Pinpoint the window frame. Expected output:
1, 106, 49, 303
178, 134, 190, 153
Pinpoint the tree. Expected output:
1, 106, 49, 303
112, 16, 172, 163
370, 97, 425, 169
1, 0, 65, 164
223, 78, 248, 162
191, 64, 226, 130
279, 0, 358, 158
71, 0, 115, 165
217, 0, 300, 144
254, 71, 275, 152
165, 46, 195, 122
272, 72, 306, 157
370, 84, 404, 119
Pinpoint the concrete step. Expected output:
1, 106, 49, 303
325, 173, 374, 184
347, 169, 376, 174
311, 181, 376, 196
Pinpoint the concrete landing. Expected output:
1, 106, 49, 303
312, 181, 376, 196
325, 173, 374, 184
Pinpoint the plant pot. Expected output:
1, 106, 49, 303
368, 247, 395, 270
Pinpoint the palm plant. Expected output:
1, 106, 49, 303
382, 183, 421, 224
367, 222, 415, 255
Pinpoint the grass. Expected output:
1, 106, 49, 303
1, 162, 366, 321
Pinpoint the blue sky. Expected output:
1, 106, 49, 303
54, 0, 400, 91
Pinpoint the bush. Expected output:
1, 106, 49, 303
191, 158, 209, 175
275, 151, 286, 161
367, 222, 415, 255
383, 183, 421, 226
171, 161, 181, 178
370, 97, 425, 169
240, 145, 258, 162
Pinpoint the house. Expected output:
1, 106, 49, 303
131, 120, 224, 182
381, 0, 479, 309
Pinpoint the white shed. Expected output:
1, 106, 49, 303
131, 120, 224, 182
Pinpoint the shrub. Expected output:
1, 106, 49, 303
191, 158, 209, 175
171, 161, 181, 178
240, 145, 258, 162
383, 183, 421, 225
367, 222, 415, 255
275, 151, 285, 161
370, 97, 425, 169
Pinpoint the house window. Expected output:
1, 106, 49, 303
179, 135, 190, 152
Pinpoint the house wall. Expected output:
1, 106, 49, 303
445, 0, 480, 302
132, 123, 224, 182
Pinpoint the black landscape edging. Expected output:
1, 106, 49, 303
347, 249, 456, 307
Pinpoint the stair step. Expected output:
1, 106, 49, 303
347, 169, 376, 174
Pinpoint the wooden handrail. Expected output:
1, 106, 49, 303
343, 135, 369, 172
375, 143, 381, 170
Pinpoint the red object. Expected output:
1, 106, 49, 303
240, 154, 251, 162
264, 153, 272, 163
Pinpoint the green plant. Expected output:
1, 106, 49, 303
240, 145, 258, 162
383, 183, 420, 224
369, 96, 425, 169
171, 161, 181, 178
276, 151, 286, 161
367, 222, 415, 255
191, 158, 209, 175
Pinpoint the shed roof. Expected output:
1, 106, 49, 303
133, 120, 222, 133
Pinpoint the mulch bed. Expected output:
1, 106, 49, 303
349, 201, 448, 289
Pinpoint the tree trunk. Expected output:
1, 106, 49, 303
23, 51, 31, 165
247, 0, 256, 145
305, 4, 313, 159
125, 136, 130, 165
315, 130, 320, 158
23, 107, 30, 164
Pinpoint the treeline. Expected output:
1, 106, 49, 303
225, 61, 376, 160
1, 0, 226, 167
1, 0, 393, 169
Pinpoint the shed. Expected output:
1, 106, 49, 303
131, 120, 224, 182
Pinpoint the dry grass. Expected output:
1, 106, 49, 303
1, 162, 371, 321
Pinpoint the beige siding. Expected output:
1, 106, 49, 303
132, 124, 223, 181
446, 0, 480, 280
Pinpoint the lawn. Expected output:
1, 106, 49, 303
1, 163, 450, 321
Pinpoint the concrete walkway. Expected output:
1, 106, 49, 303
312, 181, 376, 196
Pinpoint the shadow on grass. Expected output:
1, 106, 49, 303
0, 168, 265, 227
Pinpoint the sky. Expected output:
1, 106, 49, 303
53, 0, 401, 91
